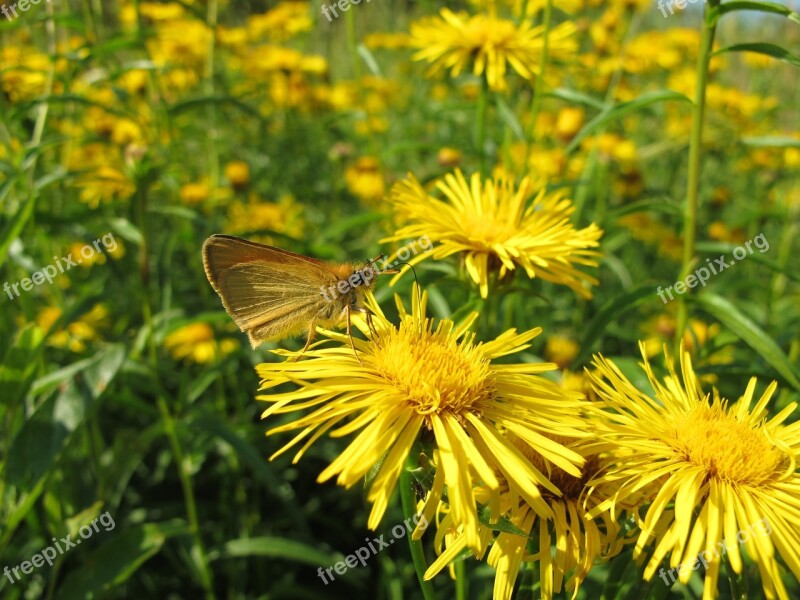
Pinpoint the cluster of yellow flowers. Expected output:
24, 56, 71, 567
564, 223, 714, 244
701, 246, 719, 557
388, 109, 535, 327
243, 5, 799, 600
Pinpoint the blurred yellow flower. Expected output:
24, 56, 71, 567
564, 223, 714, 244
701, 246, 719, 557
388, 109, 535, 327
364, 32, 412, 50
118, 69, 149, 95
226, 194, 305, 240
247, 2, 312, 42
345, 157, 386, 204
1, 48, 51, 102
386, 169, 602, 298
38, 304, 109, 353
77, 166, 136, 208
224, 161, 250, 189
147, 19, 211, 69
544, 335, 579, 369
410, 9, 577, 91
137, 2, 186, 22
164, 323, 240, 363
437, 147, 462, 168
555, 106, 585, 141
179, 181, 211, 205
618, 213, 682, 262
111, 119, 144, 146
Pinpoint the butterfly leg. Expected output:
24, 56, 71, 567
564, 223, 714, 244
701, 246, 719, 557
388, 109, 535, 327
290, 321, 317, 361
346, 305, 363, 365
365, 309, 380, 340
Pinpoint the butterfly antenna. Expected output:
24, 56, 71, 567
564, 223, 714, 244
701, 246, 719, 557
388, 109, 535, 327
394, 260, 422, 318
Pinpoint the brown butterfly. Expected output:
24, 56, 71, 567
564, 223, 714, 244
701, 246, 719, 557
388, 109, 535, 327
202, 235, 393, 358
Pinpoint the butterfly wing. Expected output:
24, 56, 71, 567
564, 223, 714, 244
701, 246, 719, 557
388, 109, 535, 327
202, 235, 341, 348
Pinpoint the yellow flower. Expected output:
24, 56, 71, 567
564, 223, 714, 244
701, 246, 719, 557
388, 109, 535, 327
345, 157, 385, 204
256, 288, 590, 552
138, 2, 186, 22
118, 69, 149, 94
68, 243, 102, 268
164, 323, 240, 363
588, 343, 800, 600
437, 147, 462, 168
364, 32, 412, 50
38, 304, 109, 353
179, 181, 211, 205
544, 335, 579, 369
111, 119, 144, 146
147, 19, 211, 69
1, 48, 51, 102
226, 194, 304, 241
77, 166, 136, 208
385, 169, 602, 298
555, 106, 585, 141
424, 436, 628, 600
410, 9, 577, 91
224, 160, 250, 189
618, 213, 682, 262
247, 2, 312, 42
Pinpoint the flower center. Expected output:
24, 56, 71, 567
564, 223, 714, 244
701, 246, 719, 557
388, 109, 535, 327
463, 215, 517, 246
667, 401, 786, 486
512, 433, 596, 499
371, 319, 495, 417
465, 17, 518, 50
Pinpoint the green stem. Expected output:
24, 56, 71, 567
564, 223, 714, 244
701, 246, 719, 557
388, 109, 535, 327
205, 0, 219, 191
136, 183, 216, 600
675, 1, 718, 355
399, 457, 436, 600
157, 396, 215, 599
345, 6, 360, 81
345, 6, 379, 159
573, 12, 639, 221
454, 559, 467, 600
476, 75, 489, 176
524, 0, 552, 168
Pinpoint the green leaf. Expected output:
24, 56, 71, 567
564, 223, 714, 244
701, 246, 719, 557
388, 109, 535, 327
7, 345, 125, 486
567, 90, 691, 153
495, 95, 525, 140
11, 94, 130, 118
741, 135, 800, 148
208, 537, 338, 567
191, 414, 311, 534
318, 211, 385, 245
714, 43, 800, 68
55, 522, 185, 600
544, 87, 607, 110
695, 241, 800, 284
477, 506, 527, 537
147, 204, 202, 222
0, 325, 45, 408
606, 197, 683, 219
168, 95, 268, 126
0, 193, 36, 268
575, 284, 660, 366
718, 0, 800, 24
108, 217, 144, 246
357, 43, 382, 76
692, 293, 800, 392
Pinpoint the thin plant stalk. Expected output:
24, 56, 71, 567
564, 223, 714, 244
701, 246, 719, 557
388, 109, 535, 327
476, 74, 489, 176
675, 1, 719, 355
524, 0, 553, 168
135, 182, 216, 600
399, 458, 436, 600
